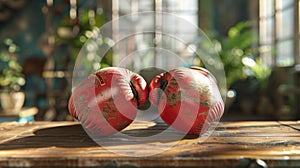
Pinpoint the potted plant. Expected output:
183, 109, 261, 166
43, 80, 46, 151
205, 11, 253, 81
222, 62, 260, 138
207, 21, 272, 114
0, 38, 26, 114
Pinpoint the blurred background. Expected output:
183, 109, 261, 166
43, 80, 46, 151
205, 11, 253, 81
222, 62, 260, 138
0, 0, 299, 122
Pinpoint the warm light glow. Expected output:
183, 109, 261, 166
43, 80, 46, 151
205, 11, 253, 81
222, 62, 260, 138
242, 57, 256, 67
47, 0, 53, 6
48, 36, 55, 45
104, 38, 115, 47
187, 44, 197, 53
299, 1, 300, 35
43, 71, 66, 78
70, 0, 76, 6
295, 64, 300, 71
70, 9, 77, 19
227, 90, 236, 98
69, 0, 77, 19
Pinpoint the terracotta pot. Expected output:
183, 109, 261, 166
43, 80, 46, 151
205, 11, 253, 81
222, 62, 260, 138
0, 92, 25, 114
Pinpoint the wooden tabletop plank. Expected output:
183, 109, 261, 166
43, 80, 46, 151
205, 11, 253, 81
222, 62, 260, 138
0, 121, 299, 167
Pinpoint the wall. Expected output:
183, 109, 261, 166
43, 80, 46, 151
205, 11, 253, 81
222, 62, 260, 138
0, 0, 71, 63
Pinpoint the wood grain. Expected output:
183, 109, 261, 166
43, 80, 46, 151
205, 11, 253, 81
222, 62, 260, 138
0, 120, 299, 167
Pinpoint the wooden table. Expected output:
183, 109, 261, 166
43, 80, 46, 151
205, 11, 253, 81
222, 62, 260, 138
0, 120, 300, 167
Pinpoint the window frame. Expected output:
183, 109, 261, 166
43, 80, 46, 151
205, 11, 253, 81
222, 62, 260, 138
259, 0, 299, 67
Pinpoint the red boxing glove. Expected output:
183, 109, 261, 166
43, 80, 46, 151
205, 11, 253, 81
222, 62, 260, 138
149, 66, 224, 135
68, 67, 148, 136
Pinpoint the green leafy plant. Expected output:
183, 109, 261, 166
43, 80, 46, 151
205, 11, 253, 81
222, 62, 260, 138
56, 9, 112, 70
210, 21, 271, 89
0, 39, 26, 93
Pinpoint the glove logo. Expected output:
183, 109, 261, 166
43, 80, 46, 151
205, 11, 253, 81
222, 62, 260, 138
95, 75, 106, 86
70, 11, 226, 157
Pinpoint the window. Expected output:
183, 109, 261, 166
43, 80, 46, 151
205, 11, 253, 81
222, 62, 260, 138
111, 0, 199, 69
259, 0, 275, 66
259, 0, 299, 67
